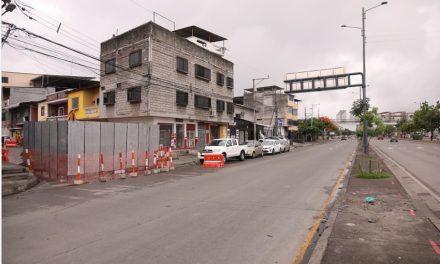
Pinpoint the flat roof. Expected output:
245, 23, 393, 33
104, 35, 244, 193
244, 85, 283, 92
174, 25, 227, 42
31, 74, 98, 88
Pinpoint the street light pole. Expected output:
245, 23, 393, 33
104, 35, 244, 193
342, 1, 387, 154
361, 7, 368, 154
253, 76, 270, 141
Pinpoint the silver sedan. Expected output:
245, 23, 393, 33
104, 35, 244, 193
245, 140, 264, 158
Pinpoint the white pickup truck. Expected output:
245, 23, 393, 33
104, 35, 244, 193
198, 138, 247, 164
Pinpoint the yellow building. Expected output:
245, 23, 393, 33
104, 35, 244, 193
67, 85, 100, 120
286, 95, 299, 132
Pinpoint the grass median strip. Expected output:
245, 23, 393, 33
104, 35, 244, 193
355, 171, 390, 179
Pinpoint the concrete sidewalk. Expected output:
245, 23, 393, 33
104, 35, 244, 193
314, 148, 440, 263
172, 152, 197, 167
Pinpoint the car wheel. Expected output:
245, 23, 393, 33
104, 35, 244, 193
252, 151, 256, 159
239, 151, 245, 161
222, 153, 227, 163
199, 159, 204, 165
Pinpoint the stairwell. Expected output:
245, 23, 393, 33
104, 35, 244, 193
2, 162, 39, 196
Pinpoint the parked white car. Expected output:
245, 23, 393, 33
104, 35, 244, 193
198, 138, 247, 164
267, 137, 290, 152
262, 139, 282, 155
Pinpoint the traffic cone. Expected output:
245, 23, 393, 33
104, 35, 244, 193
74, 154, 83, 185
144, 151, 151, 175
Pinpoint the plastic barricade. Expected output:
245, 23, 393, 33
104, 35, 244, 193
2, 148, 9, 162
203, 153, 224, 168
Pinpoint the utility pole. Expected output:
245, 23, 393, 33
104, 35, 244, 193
341, 2, 387, 154
361, 7, 368, 154
252, 76, 269, 141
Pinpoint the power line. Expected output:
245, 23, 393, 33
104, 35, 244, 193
5, 41, 100, 73
2, 21, 148, 79
9, 35, 100, 68
11, 0, 100, 52
15, 0, 100, 43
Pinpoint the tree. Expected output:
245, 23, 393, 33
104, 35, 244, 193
319, 116, 337, 132
354, 105, 384, 139
298, 118, 325, 141
350, 98, 370, 118
413, 101, 440, 141
384, 124, 396, 136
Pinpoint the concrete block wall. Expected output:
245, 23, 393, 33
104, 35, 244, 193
99, 22, 234, 125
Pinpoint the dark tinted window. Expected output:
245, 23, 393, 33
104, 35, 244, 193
71, 97, 79, 109
195, 65, 211, 81
176, 57, 188, 74
216, 100, 225, 112
194, 95, 211, 109
129, 50, 142, 68
216, 73, 224, 86
176, 90, 188, 106
227, 102, 234, 114
127, 87, 141, 103
105, 58, 116, 74
103, 90, 115, 105
2, 77, 8, 83
226, 77, 234, 89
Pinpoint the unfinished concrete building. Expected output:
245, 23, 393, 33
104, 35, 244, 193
100, 22, 234, 150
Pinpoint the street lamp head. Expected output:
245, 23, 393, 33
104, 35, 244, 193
381, 1, 388, 5
341, 25, 347, 27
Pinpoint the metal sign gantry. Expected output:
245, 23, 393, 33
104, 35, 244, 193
284, 72, 364, 94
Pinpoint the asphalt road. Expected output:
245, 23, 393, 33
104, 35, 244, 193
3, 139, 356, 264
371, 139, 440, 197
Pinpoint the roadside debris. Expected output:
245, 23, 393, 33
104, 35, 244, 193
365, 196, 376, 204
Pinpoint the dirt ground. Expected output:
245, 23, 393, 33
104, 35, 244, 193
321, 146, 440, 263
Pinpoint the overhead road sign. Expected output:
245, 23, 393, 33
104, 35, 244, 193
284, 67, 364, 94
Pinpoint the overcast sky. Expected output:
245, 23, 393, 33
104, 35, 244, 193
2, 0, 440, 119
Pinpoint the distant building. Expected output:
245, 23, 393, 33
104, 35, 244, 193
99, 22, 234, 150
335, 110, 357, 122
241, 85, 300, 139
231, 103, 262, 143
1, 71, 98, 137
379, 111, 413, 124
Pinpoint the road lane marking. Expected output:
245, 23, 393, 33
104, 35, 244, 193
373, 146, 440, 203
292, 149, 356, 264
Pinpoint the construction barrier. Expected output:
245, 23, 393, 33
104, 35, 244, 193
74, 154, 83, 185
2, 147, 9, 162
144, 151, 151, 175
5, 139, 18, 148
25, 148, 33, 173
152, 151, 160, 174
203, 153, 225, 168
129, 150, 138, 177
21, 121, 171, 184
117, 152, 126, 179
99, 153, 106, 182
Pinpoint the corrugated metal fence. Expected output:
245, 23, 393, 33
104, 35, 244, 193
23, 121, 160, 183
